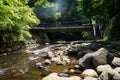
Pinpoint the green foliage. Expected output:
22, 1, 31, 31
34, 0, 61, 22
59, 0, 84, 21
0, 0, 40, 41
78, 0, 120, 41
81, 31, 89, 37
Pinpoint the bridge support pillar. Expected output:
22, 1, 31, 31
39, 31, 49, 44
31, 31, 49, 44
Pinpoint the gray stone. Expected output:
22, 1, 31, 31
70, 69, 75, 73
97, 68, 120, 80
60, 56, 70, 64
108, 70, 119, 78
47, 51, 54, 58
96, 64, 113, 73
44, 59, 51, 65
35, 62, 43, 68
68, 44, 81, 54
74, 65, 80, 69
79, 53, 93, 69
57, 61, 66, 65
51, 57, 61, 62
82, 69, 98, 78
112, 57, 120, 67
98, 71, 109, 80
114, 67, 120, 73
92, 48, 113, 68
79, 48, 114, 69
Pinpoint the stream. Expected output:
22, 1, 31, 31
0, 44, 80, 80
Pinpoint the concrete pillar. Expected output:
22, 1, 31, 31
38, 31, 49, 44
31, 31, 49, 44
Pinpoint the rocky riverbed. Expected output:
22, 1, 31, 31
0, 41, 120, 80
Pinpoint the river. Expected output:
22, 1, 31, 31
0, 44, 80, 80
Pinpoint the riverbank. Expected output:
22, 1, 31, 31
0, 40, 40, 54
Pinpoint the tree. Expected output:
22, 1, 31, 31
78, 0, 120, 41
0, 0, 40, 41
34, 0, 61, 23
56, 0, 85, 21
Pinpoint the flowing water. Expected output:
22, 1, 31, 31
0, 44, 80, 80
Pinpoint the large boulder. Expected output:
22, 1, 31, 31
79, 48, 114, 69
82, 69, 98, 78
112, 57, 120, 67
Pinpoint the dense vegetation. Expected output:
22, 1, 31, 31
78, 0, 120, 41
0, 0, 39, 41
0, 0, 120, 41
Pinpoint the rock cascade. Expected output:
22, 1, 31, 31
32, 42, 120, 80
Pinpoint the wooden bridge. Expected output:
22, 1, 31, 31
30, 21, 100, 43
30, 25, 93, 32
30, 21, 93, 32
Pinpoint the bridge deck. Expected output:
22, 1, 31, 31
30, 25, 93, 32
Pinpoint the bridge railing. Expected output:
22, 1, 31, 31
38, 21, 91, 28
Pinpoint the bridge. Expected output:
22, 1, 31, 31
30, 21, 100, 44
30, 21, 93, 32
30, 25, 93, 32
